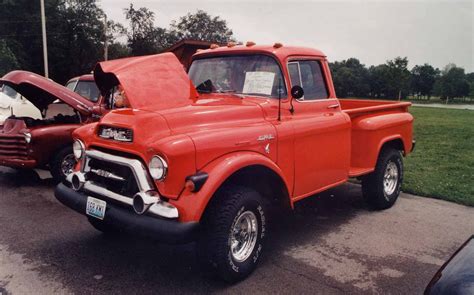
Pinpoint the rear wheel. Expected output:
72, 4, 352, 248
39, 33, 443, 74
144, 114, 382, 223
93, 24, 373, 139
362, 147, 403, 210
197, 185, 267, 283
50, 146, 76, 183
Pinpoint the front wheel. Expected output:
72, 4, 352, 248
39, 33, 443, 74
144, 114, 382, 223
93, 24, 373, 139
50, 146, 76, 183
197, 186, 267, 283
362, 147, 403, 210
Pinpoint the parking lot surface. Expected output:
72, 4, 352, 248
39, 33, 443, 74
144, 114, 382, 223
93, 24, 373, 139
0, 167, 473, 294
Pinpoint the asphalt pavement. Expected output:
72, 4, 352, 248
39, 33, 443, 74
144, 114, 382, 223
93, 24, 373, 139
0, 167, 473, 294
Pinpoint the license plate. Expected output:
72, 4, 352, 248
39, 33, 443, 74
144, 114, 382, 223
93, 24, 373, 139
86, 197, 106, 220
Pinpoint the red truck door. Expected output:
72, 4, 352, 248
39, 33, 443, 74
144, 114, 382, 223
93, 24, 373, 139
287, 59, 351, 199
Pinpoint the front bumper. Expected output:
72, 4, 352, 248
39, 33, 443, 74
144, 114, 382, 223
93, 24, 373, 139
55, 183, 199, 244
0, 157, 36, 168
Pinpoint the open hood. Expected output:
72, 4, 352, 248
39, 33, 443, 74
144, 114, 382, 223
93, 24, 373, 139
0, 71, 94, 115
93, 52, 198, 110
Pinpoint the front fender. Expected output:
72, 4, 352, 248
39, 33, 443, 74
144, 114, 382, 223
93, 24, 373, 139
169, 151, 290, 222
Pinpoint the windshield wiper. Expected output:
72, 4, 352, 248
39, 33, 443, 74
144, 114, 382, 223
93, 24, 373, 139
215, 90, 237, 93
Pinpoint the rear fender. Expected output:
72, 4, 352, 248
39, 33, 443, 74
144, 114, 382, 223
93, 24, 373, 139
169, 151, 290, 222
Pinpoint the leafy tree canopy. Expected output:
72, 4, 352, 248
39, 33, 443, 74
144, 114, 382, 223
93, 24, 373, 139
168, 10, 235, 44
0, 40, 19, 76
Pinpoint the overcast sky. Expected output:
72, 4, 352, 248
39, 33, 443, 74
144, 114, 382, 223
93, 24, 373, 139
99, 0, 473, 72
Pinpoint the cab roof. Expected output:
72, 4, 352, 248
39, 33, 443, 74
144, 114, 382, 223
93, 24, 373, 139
192, 44, 327, 61
67, 74, 94, 83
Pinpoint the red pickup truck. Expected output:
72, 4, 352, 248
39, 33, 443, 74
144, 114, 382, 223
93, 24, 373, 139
55, 43, 414, 282
0, 73, 107, 182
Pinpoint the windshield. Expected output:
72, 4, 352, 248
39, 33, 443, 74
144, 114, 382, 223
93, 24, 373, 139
66, 80, 77, 91
74, 81, 100, 102
189, 54, 287, 98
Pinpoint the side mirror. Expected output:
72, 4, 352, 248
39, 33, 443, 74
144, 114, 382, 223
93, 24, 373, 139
291, 85, 304, 99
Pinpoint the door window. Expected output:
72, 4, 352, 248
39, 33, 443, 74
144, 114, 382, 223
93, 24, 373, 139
288, 60, 328, 100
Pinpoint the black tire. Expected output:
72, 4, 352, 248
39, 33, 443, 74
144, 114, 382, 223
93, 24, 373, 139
197, 185, 267, 283
50, 146, 76, 184
362, 147, 403, 210
87, 217, 122, 235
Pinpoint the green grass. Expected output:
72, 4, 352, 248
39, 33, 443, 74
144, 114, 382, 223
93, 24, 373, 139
402, 107, 474, 206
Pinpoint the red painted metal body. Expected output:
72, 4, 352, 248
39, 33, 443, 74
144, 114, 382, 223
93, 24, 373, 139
0, 72, 105, 170
72, 45, 414, 223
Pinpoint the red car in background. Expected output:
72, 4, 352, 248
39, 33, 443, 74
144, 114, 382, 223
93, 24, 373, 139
0, 72, 107, 182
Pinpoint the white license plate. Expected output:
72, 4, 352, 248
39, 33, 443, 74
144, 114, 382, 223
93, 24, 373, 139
86, 197, 106, 220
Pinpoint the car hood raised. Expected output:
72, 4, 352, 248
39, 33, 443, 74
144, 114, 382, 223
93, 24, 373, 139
93, 52, 198, 110
0, 71, 94, 115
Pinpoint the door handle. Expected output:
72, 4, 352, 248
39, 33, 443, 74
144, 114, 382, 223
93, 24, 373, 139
327, 104, 340, 109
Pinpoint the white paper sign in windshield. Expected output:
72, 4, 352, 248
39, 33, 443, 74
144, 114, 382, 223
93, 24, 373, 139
242, 71, 275, 95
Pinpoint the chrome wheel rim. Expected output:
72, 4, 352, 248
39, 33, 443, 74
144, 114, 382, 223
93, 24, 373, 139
383, 161, 399, 197
61, 154, 76, 176
230, 210, 258, 262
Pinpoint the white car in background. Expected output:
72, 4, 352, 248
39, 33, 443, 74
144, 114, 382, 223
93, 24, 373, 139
0, 84, 42, 123
0, 74, 100, 124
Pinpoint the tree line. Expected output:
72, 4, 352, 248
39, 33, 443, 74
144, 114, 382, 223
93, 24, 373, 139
330, 58, 474, 101
1, 0, 473, 101
0, 1, 234, 84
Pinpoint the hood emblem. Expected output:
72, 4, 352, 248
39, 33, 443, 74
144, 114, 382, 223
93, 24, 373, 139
98, 126, 133, 142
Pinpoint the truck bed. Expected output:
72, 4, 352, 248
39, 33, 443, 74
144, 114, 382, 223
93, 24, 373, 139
339, 99, 411, 117
339, 99, 414, 177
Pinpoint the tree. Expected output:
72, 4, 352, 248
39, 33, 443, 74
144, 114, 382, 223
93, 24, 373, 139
368, 64, 390, 98
124, 4, 164, 55
410, 64, 439, 99
0, 40, 19, 76
169, 10, 235, 43
0, 0, 113, 84
53, 0, 108, 81
107, 42, 131, 60
467, 73, 474, 99
330, 58, 370, 97
434, 64, 470, 101
385, 57, 410, 99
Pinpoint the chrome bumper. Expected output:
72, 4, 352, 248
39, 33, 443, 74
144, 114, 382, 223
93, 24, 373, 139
66, 149, 178, 219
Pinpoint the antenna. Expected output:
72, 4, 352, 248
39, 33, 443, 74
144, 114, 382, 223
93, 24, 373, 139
277, 78, 282, 121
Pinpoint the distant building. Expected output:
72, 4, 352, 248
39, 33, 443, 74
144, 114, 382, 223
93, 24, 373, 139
164, 39, 221, 70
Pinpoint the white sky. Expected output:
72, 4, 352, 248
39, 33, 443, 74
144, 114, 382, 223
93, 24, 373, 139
98, 0, 474, 72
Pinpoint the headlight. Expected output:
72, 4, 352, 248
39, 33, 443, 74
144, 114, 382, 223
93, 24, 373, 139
73, 140, 85, 160
149, 156, 167, 180
23, 132, 32, 143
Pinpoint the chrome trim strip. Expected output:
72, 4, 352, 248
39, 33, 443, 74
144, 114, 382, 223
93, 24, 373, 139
81, 181, 178, 219
90, 168, 125, 181
84, 181, 133, 205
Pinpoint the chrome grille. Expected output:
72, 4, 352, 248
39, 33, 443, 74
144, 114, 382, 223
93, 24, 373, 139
0, 134, 27, 159
84, 156, 140, 198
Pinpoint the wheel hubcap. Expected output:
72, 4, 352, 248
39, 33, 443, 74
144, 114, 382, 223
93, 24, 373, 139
230, 210, 258, 262
383, 161, 399, 197
61, 154, 76, 176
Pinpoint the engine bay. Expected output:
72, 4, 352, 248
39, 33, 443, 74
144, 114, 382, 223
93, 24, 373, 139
6, 113, 80, 128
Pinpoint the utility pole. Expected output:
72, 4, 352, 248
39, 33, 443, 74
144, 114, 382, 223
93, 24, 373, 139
104, 14, 108, 61
40, 0, 49, 78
